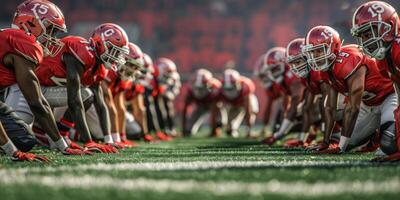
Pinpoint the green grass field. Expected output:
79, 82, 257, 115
1, 135, 400, 200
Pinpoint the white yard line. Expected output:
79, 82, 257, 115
0, 171, 398, 196
4, 160, 367, 174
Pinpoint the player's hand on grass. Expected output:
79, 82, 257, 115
62, 147, 92, 155
11, 151, 49, 162
315, 146, 343, 154
305, 142, 329, 152
84, 141, 118, 153
371, 152, 400, 162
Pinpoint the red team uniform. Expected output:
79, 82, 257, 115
0, 29, 43, 89
317, 45, 394, 106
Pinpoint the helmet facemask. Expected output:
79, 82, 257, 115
222, 81, 241, 99
351, 21, 392, 60
265, 63, 284, 83
303, 43, 336, 71
121, 56, 145, 82
100, 38, 129, 71
287, 54, 309, 78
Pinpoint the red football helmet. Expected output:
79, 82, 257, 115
303, 25, 341, 71
13, 0, 67, 57
90, 23, 129, 71
286, 38, 309, 78
254, 53, 273, 88
263, 47, 286, 82
221, 69, 242, 99
156, 58, 177, 84
193, 69, 213, 88
119, 42, 144, 81
351, 1, 399, 60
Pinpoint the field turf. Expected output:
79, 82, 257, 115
1, 134, 400, 200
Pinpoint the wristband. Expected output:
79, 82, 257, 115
54, 138, 68, 151
1, 140, 18, 156
112, 133, 121, 143
338, 136, 350, 151
104, 135, 114, 144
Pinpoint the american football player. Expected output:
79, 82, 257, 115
5, 23, 130, 153
285, 38, 337, 148
254, 53, 285, 137
303, 25, 397, 155
261, 47, 306, 145
1, 0, 85, 161
351, 1, 400, 161
219, 69, 258, 138
125, 53, 154, 142
182, 69, 222, 137
99, 42, 144, 147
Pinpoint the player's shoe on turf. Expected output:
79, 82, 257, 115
11, 151, 49, 162
284, 139, 304, 148
120, 139, 138, 148
304, 133, 317, 147
210, 127, 222, 138
156, 132, 172, 141
143, 134, 155, 142
261, 136, 278, 145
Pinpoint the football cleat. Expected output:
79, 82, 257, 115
261, 136, 277, 145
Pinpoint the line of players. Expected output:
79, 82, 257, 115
0, 0, 181, 161
258, 0, 400, 162
182, 1, 400, 162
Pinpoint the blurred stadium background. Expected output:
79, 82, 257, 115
1, 0, 399, 117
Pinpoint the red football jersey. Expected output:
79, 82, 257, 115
376, 36, 400, 84
125, 84, 145, 101
220, 76, 255, 106
35, 36, 97, 87
300, 70, 324, 95
318, 45, 394, 106
187, 78, 221, 106
0, 29, 43, 89
275, 65, 301, 96
104, 70, 132, 96
265, 83, 283, 99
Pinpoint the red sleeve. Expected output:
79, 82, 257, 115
283, 68, 299, 86
135, 84, 145, 94
64, 36, 96, 69
391, 39, 400, 67
9, 29, 43, 65
240, 77, 255, 96
334, 45, 364, 80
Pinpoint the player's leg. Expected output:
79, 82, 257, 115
0, 100, 36, 152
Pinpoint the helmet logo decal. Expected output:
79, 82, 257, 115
368, 3, 385, 20
321, 29, 333, 40
31, 3, 49, 15
103, 29, 115, 38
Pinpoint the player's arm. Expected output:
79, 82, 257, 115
339, 66, 366, 151
91, 83, 112, 142
114, 91, 127, 137
64, 53, 92, 142
101, 81, 119, 138
320, 82, 338, 147
286, 81, 305, 120
262, 93, 276, 134
131, 93, 148, 134
301, 90, 314, 134
12, 54, 67, 151
272, 82, 304, 139
182, 94, 193, 133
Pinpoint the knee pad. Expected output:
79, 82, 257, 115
380, 121, 398, 155
9, 133, 37, 152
